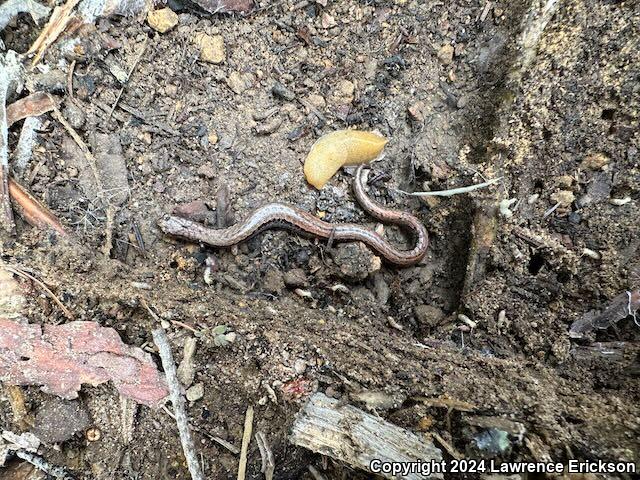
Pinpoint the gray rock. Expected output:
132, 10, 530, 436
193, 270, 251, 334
63, 101, 86, 129
284, 268, 308, 288
272, 82, 296, 101
32, 400, 90, 444
333, 242, 380, 281
414, 304, 446, 327
263, 268, 285, 294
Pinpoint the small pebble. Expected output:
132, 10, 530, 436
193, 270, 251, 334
262, 269, 285, 294
272, 82, 296, 101
329, 284, 349, 294
186, 382, 204, 402
580, 153, 610, 170
227, 71, 252, 94
407, 101, 425, 122
284, 268, 308, 288
295, 288, 313, 299
195, 33, 226, 64
147, 8, 179, 33
334, 80, 355, 104
414, 304, 445, 327
333, 242, 380, 280
63, 102, 86, 129
437, 44, 454, 65
550, 190, 575, 206
254, 117, 282, 135
293, 359, 307, 374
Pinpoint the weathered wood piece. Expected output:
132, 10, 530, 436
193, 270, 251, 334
290, 393, 443, 480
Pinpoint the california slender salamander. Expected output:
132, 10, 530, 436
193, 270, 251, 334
158, 166, 428, 266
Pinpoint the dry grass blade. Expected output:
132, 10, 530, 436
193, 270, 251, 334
399, 177, 503, 197
3, 264, 74, 319
237, 405, 254, 480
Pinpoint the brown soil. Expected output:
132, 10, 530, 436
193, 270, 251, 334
1, 0, 639, 479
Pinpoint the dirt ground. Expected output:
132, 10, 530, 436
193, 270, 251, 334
1, 0, 639, 478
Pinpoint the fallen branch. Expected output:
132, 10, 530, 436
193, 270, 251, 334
152, 328, 204, 480
15, 450, 74, 480
290, 393, 443, 480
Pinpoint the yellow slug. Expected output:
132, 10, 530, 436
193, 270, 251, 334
303, 130, 388, 189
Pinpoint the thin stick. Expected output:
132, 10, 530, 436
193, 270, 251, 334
0, 63, 15, 233
307, 465, 328, 480
237, 405, 254, 480
255, 431, 275, 480
4, 264, 73, 319
27, 0, 82, 67
152, 328, 204, 480
107, 38, 148, 121
67, 60, 75, 98
140, 298, 199, 334
15, 450, 74, 479
432, 431, 462, 460
51, 106, 103, 194
397, 177, 503, 197
162, 406, 240, 455
102, 204, 115, 256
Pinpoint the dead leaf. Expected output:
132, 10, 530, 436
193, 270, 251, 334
0, 319, 168, 407
6, 92, 60, 127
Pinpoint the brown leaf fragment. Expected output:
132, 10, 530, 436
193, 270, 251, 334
8, 177, 67, 236
0, 319, 168, 407
188, 0, 254, 14
6, 92, 60, 127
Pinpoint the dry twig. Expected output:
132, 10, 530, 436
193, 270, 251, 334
152, 328, 204, 480
255, 431, 275, 480
107, 38, 148, 121
27, 0, 82, 67
162, 406, 241, 455
237, 405, 254, 480
15, 450, 74, 479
